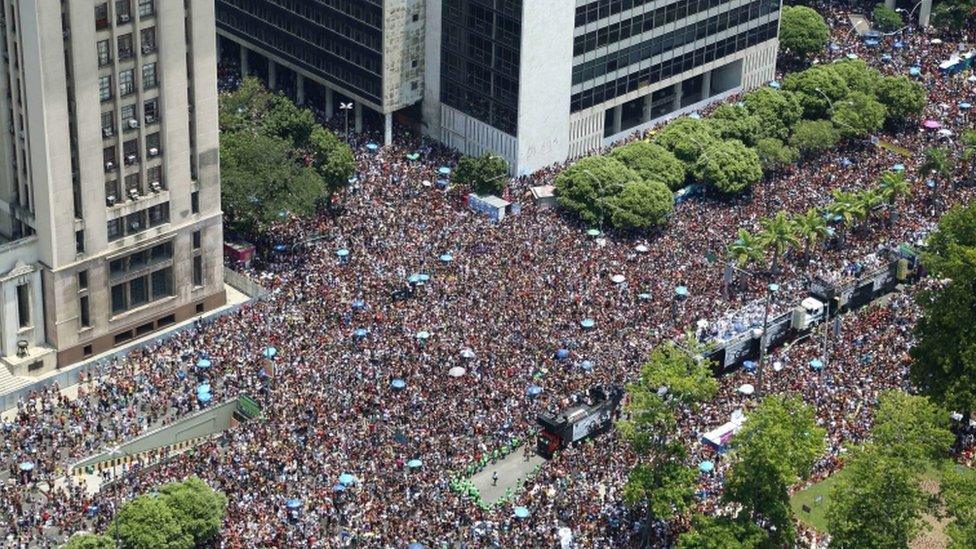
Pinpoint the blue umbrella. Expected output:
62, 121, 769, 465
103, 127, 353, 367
351, 299, 366, 310
196, 383, 211, 395
391, 379, 407, 390
829, 42, 840, 51
339, 473, 356, 486
439, 254, 453, 263
698, 461, 715, 473
348, 176, 359, 185
926, 179, 936, 189
555, 349, 570, 360
586, 228, 601, 237
675, 286, 690, 297
407, 459, 423, 469
418, 274, 431, 282
688, 112, 702, 120
527, 384, 543, 397
408, 544, 425, 549
332, 483, 346, 492
894, 40, 904, 49
416, 331, 430, 340
809, 359, 824, 371
197, 392, 212, 403
285, 499, 303, 509
196, 358, 212, 369
892, 163, 905, 172
768, 80, 781, 89
638, 293, 652, 301
353, 328, 369, 338
365, 142, 379, 152
960, 102, 972, 109
18, 461, 34, 472
406, 152, 420, 161
580, 360, 594, 371
881, 53, 892, 61
514, 506, 530, 519
336, 248, 350, 258
743, 361, 757, 373
840, 157, 853, 167
273, 244, 287, 253
438, 166, 451, 176
580, 318, 595, 329
909, 66, 921, 76
263, 346, 277, 359
408, 274, 422, 284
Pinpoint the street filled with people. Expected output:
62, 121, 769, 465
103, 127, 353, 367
3, 6, 976, 548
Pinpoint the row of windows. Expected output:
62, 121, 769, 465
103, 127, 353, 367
111, 267, 173, 314
106, 202, 170, 241
109, 241, 173, 278
575, 0, 657, 27
573, 1, 778, 85
574, 0, 761, 56
217, 0, 383, 51
97, 27, 156, 67
571, 21, 778, 112
101, 98, 159, 137
98, 62, 158, 101
95, 0, 155, 30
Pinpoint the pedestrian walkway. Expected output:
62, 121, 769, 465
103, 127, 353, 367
470, 451, 547, 505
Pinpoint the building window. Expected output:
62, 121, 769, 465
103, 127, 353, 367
191, 191, 199, 214
83, 345, 93, 357
147, 166, 163, 191
16, 284, 30, 328
123, 139, 139, 165
151, 267, 172, 298
76, 230, 85, 254
146, 132, 160, 158
95, 3, 109, 30
144, 98, 158, 124
107, 218, 123, 241
99, 75, 113, 102
116, 0, 132, 24
97, 40, 112, 67
78, 270, 89, 290
142, 62, 157, 89
140, 27, 156, 54
111, 284, 127, 314
118, 33, 133, 60
111, 264, 172, 315
193, 255, 203, 286
192, 230, 201, 249
148, 203, 169, 227
101, 111, 115, 137
80, 296, 91, 327
119, 69, 135, 96
138, 0, 155, 18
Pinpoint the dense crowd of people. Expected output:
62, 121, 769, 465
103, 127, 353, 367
1, 7, 975, 547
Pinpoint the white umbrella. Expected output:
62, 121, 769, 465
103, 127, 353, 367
738, 383, 755, 395
930, 38, 943, 44
773, 361, 783, 372
611, 274, 625, 284
448, 366, 466, 378
634, 244, 649, 253
696, 319, 709, 329
460, 348, 475, 359
938, 128, 953, 137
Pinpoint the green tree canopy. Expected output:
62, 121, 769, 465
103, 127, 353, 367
875, 75, 927, 121
554, 156, 639, 226
708, 104, 763, 147
759, 210, 800, 273
830, 59, 883, 95
831, 91, 887, 138
779, 6, 830, 59
308, 126, 356, 190
112, 495, 193, 549
64, 534, 116, 549
931, 0, 975, 31
941, 466, 976, 549
790, 119, 841, 152
724, 396, 826, 545
158, 477, 228, 546
919, 145, 955, 182
826, 447, 930, 548
655, 117, 719, 167
753, 138, 799, 172
783, 65, 849, 119
872, 3, 904, 31
676, 514, 769, 549
742, 88, 804, 141
607, 180, 675, 231
453, 153, 510, 195
695, 139, 763, 194
609, 141, 686, 190
870, 391, 954, 471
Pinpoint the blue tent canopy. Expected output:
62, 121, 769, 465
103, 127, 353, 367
196, 383, 211, 395
514, 506, 530, 519
406, 152, 420, 161
439, 254, 453, 263
527, 384, 543, 396
892, 163, 906, 172
926, 179, 936, 189
698, 460, 715, 473
351, 300, 366, 310
688, 112, 702, 120
555, 349, 570, 360
391, 379, 407, 390
196, 358, 212, 369
638, 292, 652, 300
336, 248, 350, 258
809, 358, 824, 371
415, 331, 430, 340
332, 483, 346, 492
408, 543, 425, 549
960, 102, 972, 109
586, 228, 601, 237
263, 346, 278, 359
580, 318, 595, 329
197, 392, 212, 403
353, 328, 369, 338
909, 66, 921, 76
438, 166, 451, 176
743, 360, 757, 372
580, 360, 594, 371
418, 274, 431, 282
675, 286, 690, 297
18, 461, 34, 472
768, 80, 781, 89
365, 142, 379, 151
407, 274, 422, 284
339, 473, 356, 486
893, 40, 904, 49
285, 499, 303, 509
407, 459, 423, 469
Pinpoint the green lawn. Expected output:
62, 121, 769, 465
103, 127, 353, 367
790, 471, 847, 532
877, 139, 914, 158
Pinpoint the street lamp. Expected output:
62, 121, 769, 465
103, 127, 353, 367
339, 102, 354, 142
756, 282, 780, 397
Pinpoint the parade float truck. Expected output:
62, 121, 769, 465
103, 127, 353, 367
536, 385, 625, 458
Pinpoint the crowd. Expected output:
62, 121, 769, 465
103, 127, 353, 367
1, 8, 974, 548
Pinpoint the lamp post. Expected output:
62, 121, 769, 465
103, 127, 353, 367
756, 282, 780, 397
339, 102, 354, 142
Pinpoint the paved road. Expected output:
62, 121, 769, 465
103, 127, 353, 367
471, 449, 547, 505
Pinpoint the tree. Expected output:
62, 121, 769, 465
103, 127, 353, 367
783, 65, 849, 120
655, 117, 719, 168
875, 76, 927, 122
158, 477, 228, 546
831, 91, 887, 138
453, 153, 509, 196
827, 189, 867, 248
308, 126, 356, 190
793, 208, 830, 258
220, 132, 329, 232
869, 391, 954, 471
677, 515, 769, 549
64, 534, 115, 549
742, 88, 803, 141
931, 0, 974, 31
779, 6, 830, 59
919, 146, 954, 185
724, 396, 825, 546
826, 448, 930, 548
112, 495, 193, 549
554, 156, 639, 226
753, 138, 798, 172
709, 104, 763, 147
878, 171, 910, 206
857, 188, 885, 221
606, 180, 674, 231
830, 59, 883, 95
609, 141, 686, 190
872, 3, 904, 32
941, 467, 976, 549
790, 119, 840, 152
728, 229, 766, 266
759, 211, 800, 273
910, 202, 976, 427
695, 140, 763, 194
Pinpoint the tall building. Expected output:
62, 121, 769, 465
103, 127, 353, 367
215, 0, 426, 145
0, 0, 225, 374
425, 0, 783, 175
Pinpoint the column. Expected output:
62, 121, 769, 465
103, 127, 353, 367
918, 0, 932, 26
612, 105, 623, 136
325, 87, 334, 120
672, 82, 683, 112
701, 70, 712, 101
240, 46, 249, 76
643, 93, 653, 121
296, 74, 306, 105
268, 59, 277, 90
384, 113, 393, 146
354, 102, 363, 133
884, 0, 895, 8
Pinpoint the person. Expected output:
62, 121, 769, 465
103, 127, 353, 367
491, 471, 498, 486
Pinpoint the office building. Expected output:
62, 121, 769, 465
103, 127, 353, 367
215, 0, 426, 145
424, 0, 782, 175
0, 0, 225, 374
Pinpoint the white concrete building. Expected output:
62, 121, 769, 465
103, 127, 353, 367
0, 0, 225, 374
424, 0, 782, 175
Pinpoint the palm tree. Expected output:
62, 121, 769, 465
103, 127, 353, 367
759, 211, 800, 274
827, 190, 866, 249
857, 188, 885, 221
793, 208, 830, 259
727, 228, 765, 267
877, 171, 910, 224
